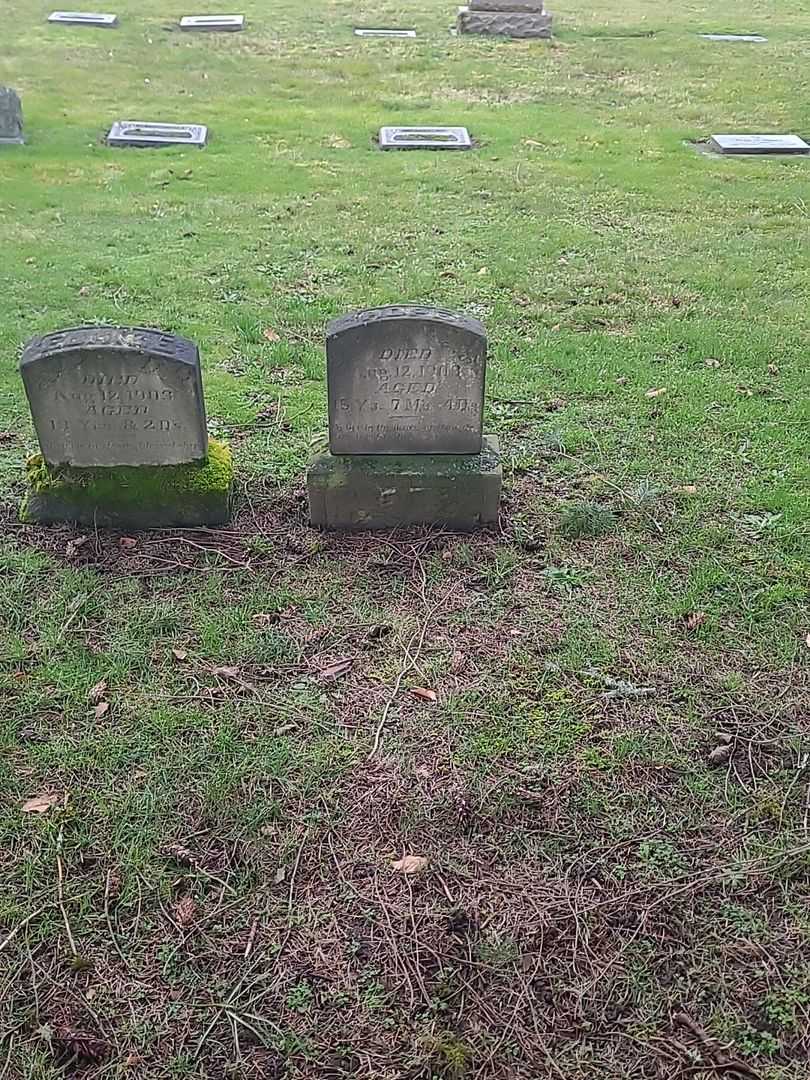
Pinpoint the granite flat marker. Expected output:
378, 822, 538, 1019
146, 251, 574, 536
179, 15, 245, 31
708, 134, 810, 155
107, 121, 208, 148
354, 28, 417, 38
379, 126, 472, 150
48, 11, 118, 26
699, 34, 767, 43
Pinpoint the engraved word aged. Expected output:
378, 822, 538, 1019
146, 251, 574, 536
21, 326, 208, 467
327, 306, 487, 454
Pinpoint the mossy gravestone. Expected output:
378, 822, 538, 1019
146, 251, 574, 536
20, 326, 233, 527
0, 88, 24, 145
308, 306, 501, 530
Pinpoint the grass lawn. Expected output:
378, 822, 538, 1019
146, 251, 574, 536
1, 0, 809, 1076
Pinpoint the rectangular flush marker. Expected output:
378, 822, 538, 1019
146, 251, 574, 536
48, 11, 118, 26
107, 121, 208, 148
354, 28, 417, 38
379, 126, 472, 150
708, 134, 810, 155
179, 15, 245, 31
699, 34, 767, 42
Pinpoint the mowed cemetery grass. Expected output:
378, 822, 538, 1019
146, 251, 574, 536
1, 0, 809, 1076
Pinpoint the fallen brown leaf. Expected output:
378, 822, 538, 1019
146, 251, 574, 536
93, 701, 110, 719
274, 723, 297, 736
318, 658, 352, 681
88, 679, 108, 704
119, 536, 138, 551
22, 793, 59, 814
262, 327, 281, 342
675, 484, 698, 495
645, 387, 667, 399
173, 896, 199, 928
708, 744, 733, 767
65, 535, 89, 557
391, 854, 429, 875
212, 665, 240, 680
171, 648, 189, 662
805, 632, 810, 650
683, 611, 707, 632
410, 687, 438, 703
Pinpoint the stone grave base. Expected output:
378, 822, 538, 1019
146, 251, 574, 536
457, 7, 552, 37
21, 439, 233, 528
308, 435, 502, 531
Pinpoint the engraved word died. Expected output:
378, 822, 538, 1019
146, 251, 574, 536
327, 306, 487, 455
21, 326, 208, 467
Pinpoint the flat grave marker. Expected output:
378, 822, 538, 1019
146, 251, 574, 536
708, 134, 810, 156
48, 11, 118, 26
354, 28, 417, 38
179, 15, 245, 31
699, 34, 767, 43
379, 126, 472, 150
308, 306, 501, 530
107, 121, 208, 148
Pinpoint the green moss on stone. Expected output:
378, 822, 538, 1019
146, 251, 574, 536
21, 438, 233, 529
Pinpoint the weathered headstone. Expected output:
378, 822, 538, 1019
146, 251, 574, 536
179, 15, 245, 31
469, 0, 545, 9
308, 306, 501, 530
20, 327, 232, 527
0, 88, 24, 146
48, 12, 119, 27
354, 28, 417, 38
699, 34, 767, 43
457, 3, 552, 38
107, 121, 208, 148
708, 134, 810, 155
379, 126, 472, 150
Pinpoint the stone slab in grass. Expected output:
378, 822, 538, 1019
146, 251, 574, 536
107, 121, 208, 148
21, 440, 233, 528
179, 15, 244, 31
354, 28, 417, 38
699, 33, 767, 43
0, 87, 24, 145
48, 11, 118, 26
327, 305, 486, 455
457, 6, 552, 37
378, 126, 472, 150
708, 134, 810, 155
308, 435, 502, 531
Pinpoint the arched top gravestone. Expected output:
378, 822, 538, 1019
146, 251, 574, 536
21, 326, 208, 467
0, 87, 24, 145
326, 305, 487, 455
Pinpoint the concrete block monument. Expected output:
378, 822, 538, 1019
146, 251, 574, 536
457, 0, 552, 38
308, 306, 501, 530
20, 327, 232, 528
0, 88, 24, 146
